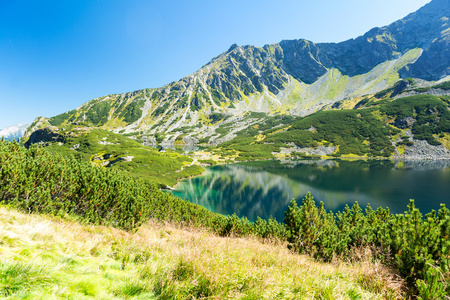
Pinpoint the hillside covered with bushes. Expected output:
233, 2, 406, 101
212, 94, 450, 161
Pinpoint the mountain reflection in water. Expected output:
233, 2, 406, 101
171, 160, 450, 222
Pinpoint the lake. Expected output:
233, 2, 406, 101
171, 159, 450, 222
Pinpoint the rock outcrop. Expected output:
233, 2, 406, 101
24, 128, 65, 149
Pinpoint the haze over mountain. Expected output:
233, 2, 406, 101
0, 123, 29, 142
26, 0, 450, 146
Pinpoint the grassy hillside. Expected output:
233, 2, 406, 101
0, 206, 403, 299
22, 125, 204, 188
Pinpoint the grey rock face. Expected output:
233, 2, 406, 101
402, 139, 450, 159
24, 128, 65, 149
279, 40, 330, 84
400, 33, 450, 80
394, 117, 416, 129
279, 0, 450, 82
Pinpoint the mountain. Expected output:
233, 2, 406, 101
24, 0, 450, 147
0, 123, 29, 142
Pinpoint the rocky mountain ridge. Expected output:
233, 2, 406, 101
25, 0, 450, 147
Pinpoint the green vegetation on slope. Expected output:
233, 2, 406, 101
34, 126, 203, 187
284, 193, 450, 297
48, 92, 150, 129
0, 140, 213, 231
0, 140, 283, 236
215, 108, 398, 160
0, 207, 401, 299
212, 94, 450, 161
380, 95, 450, 145
268, 109, 398, 157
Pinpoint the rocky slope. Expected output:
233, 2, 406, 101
25, 0, 450, 147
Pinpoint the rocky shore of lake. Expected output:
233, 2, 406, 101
400, 140, 450, 159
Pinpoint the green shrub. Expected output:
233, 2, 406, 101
0, 140, 286, 240
208, 112, 226, 124
433, 81, 450, 90
49, 109, 77, 126
381, 95, 450, 145
283, 193, 450, 298
85, 101, 112, 126
0, 141, 218, 231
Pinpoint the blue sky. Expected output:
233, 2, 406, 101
0, 0, 431, 128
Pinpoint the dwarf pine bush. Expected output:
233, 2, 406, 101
284, 193, 450, 297
0, 140, 284, 238
0, 140, 223, 231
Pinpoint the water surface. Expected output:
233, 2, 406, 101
172, 160, 450, 222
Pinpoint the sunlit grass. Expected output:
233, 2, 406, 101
0, 206, 404, 299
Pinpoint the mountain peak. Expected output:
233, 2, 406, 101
0, 123, 29, 142
227, 43, 239, 52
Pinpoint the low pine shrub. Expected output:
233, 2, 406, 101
0, 140, 221, 231
284, 193, 450, 298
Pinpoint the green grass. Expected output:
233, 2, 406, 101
0, 206, 402, 299
198, 159, 217, 165
41, 127, 203, 187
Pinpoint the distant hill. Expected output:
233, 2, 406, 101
210, 89, 450, 162
0, 123, 29, 142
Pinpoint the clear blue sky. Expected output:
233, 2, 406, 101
0, 0, 431, 129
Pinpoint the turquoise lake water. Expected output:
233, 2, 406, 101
171, 159, 450, 222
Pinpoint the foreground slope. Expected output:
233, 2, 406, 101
0, 206, 403, 299
2, 140, 449, 298
26, 0, 450, 145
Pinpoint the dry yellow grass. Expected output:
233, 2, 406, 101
0, 206, 405, 299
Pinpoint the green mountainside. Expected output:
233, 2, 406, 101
24, 0, 450, 147
23, 82, 450, 182
211, 92, 450, 162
